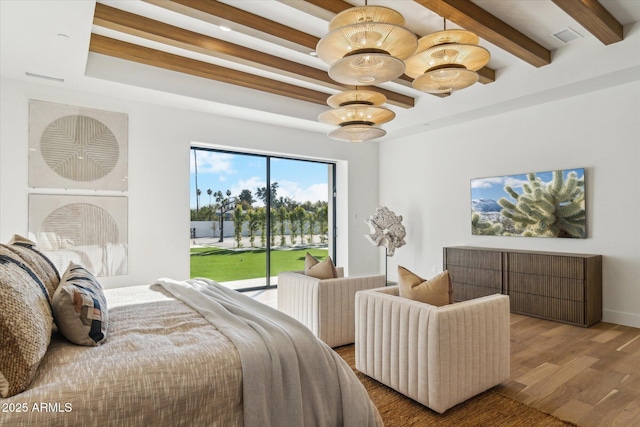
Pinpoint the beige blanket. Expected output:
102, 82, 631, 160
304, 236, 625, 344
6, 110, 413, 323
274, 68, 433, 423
154, 277, 383, 427
2, 281, 383, 426
1, 286, 243, 426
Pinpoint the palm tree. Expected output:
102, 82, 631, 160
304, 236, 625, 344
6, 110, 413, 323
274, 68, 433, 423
196, 188, 202, 219
256, 182, 278, 207
193, 149, 200, 217
207, 189, 213, 220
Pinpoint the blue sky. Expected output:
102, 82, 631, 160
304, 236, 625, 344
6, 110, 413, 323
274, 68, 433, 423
471, 168, 585, 202
190, 150, 329, 208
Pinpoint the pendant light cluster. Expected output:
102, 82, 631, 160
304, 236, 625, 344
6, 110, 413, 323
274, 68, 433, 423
316, 5, 418, 86
405, 26, 490, 94
318, 89, 395, 142
316, 4, 490, 142
316, 4, 415, 142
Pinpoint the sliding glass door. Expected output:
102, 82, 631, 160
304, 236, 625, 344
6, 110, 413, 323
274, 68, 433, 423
267, 158, 333, 286
190, 148, 335, 291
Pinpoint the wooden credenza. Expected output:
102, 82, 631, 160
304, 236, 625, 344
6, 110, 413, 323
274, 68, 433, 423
443, 246, 602, 327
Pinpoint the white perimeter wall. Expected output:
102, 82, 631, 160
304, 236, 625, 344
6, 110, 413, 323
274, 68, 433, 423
0, 79, 381, 288
378, 81, 640, 327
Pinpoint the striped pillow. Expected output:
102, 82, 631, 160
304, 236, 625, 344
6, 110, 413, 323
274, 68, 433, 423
0, 248, 53, 397
4, 235, 60, 300
52, 262, 108, 346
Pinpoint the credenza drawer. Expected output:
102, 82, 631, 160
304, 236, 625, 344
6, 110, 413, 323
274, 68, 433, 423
508, 253, 585, 280
443, 246, 602, 327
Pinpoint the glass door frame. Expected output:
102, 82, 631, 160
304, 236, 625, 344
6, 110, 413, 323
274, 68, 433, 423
191, 146, 337, 292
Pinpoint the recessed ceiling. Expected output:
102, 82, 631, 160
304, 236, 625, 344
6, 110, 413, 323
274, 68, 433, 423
1, 0, 639, 141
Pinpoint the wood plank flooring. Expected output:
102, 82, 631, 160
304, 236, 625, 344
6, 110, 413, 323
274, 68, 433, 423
496, 313, 640, 427
254, 289, 639, 426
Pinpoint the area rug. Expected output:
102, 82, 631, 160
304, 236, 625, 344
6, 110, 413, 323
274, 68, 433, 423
335, 345, 576, 427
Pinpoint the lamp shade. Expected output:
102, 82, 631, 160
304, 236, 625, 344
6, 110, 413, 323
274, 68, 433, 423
414, 29, 480, 51
327, 89, 387, 108
328, 53, 406, 85
412, 66, 479, 93
316, 6, 417, 85
328, 6, 406, 31
405, 43, 490, 78
318, 104, 395, 126
328, 124, 386, 143
406, 29, 490, 94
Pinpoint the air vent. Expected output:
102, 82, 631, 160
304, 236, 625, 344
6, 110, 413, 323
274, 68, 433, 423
551, 27, 583, 44
25, 72, 64, 83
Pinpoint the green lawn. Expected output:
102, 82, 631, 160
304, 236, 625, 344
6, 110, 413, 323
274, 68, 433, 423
190, 246, 329, 282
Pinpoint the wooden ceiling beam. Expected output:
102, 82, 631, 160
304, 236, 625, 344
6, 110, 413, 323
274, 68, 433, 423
551, 0, 623, 45
94, 4, 414, 108
89, 34, 331, 106
93, 4, 335, 93
298, 0, 356, 16
144, 0, 318, 53
413, 0, 551, 68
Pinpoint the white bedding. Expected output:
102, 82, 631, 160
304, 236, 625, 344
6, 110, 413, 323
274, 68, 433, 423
153, 277, 383, 427
1, 281, 383, 427
1, 285, 243, 426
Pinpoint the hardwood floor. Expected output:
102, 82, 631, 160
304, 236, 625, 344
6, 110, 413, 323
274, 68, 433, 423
254, 289, 639, 426
496, 313, 640, 426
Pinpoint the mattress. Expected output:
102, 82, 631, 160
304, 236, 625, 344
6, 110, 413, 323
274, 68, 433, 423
1, 285, 243, 426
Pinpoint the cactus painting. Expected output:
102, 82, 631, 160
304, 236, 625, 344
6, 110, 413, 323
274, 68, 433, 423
471, 168, 586, 238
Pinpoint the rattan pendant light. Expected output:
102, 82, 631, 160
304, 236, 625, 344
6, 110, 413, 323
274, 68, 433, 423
316, 3, 417, 85
319, 89, 394, 142
405, 23, 490, 94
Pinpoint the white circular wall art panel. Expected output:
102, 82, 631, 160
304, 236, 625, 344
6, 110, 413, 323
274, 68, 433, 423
40, 115, 119, 182
28, 100, 128, 190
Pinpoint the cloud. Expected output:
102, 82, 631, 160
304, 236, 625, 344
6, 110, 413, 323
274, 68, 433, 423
504, 176, 528, 191
190, 151, 235, 174
230, 176, 266, 204
278, 180, 328, 203
471, 177, 504, 189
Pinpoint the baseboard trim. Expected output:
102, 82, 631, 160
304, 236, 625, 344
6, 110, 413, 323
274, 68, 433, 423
603, 309, 640, 328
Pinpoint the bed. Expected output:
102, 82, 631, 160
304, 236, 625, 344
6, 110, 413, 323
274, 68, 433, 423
0, 236, 382, 426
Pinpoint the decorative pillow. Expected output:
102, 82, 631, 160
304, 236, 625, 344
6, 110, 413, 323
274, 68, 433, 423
304, 252, 338, 280
3, 234, 60, 300
52, 262, 108, 346
398, 266, 454, 306
0, 250, 53, 397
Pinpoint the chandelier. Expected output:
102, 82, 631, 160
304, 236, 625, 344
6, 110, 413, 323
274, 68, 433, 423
316, 4, 417, 86
405, 27, 490, 94
316, 5, 490, 141
319, 89, 394, 142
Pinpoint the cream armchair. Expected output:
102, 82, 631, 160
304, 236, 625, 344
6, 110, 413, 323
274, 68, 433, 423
277, 269, 386, 348
355, 286, 510, 413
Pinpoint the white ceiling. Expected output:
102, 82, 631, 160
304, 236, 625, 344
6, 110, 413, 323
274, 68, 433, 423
2, 0, 640, 141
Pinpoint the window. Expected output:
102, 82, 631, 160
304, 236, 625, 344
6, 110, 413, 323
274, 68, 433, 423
190, 148, 335, 291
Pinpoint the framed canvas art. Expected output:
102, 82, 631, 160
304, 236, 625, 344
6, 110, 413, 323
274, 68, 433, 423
29, 194, 128, 276
28, 100, 128, 191
471, 168, 586, 238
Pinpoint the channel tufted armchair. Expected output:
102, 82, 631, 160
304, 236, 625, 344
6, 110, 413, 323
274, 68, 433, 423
277, 269, 386, 348
355, 286, 510, 413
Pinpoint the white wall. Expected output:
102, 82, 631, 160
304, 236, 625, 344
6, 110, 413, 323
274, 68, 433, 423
0, 79, 381, 288
378, 81, 640, 327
